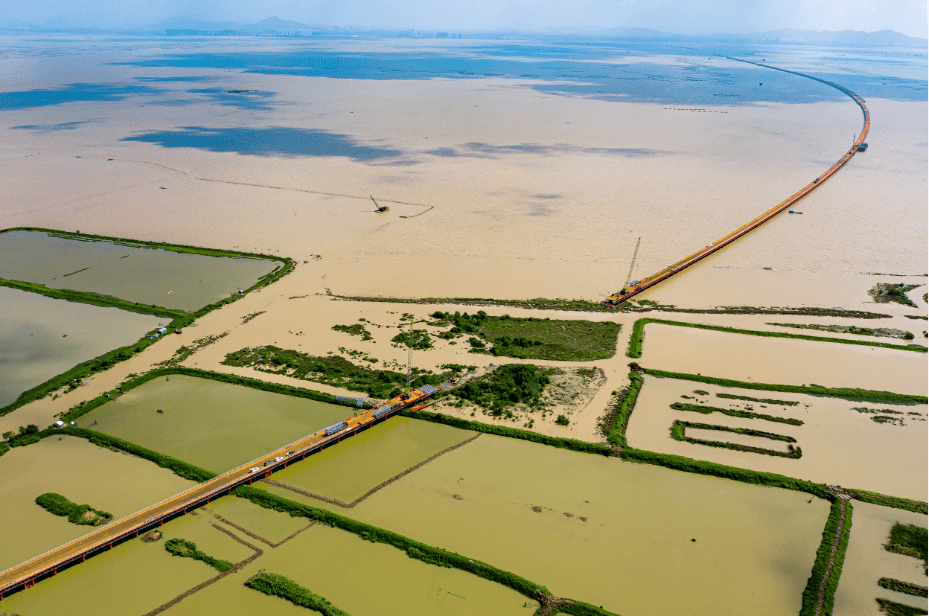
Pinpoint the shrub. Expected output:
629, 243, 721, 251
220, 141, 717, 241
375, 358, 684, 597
555, 414, 570, 426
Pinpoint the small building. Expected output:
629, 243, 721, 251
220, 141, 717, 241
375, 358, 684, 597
157, 327, 168, 335
53, 421, 65, 428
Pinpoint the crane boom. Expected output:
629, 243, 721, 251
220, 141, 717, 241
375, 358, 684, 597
623, 237, 642, 292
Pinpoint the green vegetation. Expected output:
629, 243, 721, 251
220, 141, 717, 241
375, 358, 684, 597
245, 572, 349, 615
430, 310, 621, 361
165, 538, 233, 572
670, 420, 801, 459
869, 283, 920, 308
799, 500, 852, 616
11, 426, 216, 483
875, 598, 928, 616
233, 486, 550, 599
878, 578, 928, 597
604, 372, 643, 449
644, 368, 928, 406
843, 489, 927, 514
223, 346, 458, 399
768, 322, 917, 341
454, 364, 551, 414
885, 523, 928, 573
391, 329, 432, 349
555, 414, 570, 426
626, 318, 926, 359
0, 443, 9, 457
716, 392, 799, 406
401, 409, 611, 456
0, 228, 295, 417
671, 402, 803, 425
332, 323, 372, 341
35, 492, 113, 526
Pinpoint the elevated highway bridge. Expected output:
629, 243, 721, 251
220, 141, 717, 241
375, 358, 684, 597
606, 58, 870, 305
0, 385, 439, 600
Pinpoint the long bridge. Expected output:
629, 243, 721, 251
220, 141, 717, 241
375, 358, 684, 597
606, 58, 870, 304
0, 385, 440, 600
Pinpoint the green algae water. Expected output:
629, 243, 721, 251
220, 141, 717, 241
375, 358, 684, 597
0, 285, 161, 408
0, 230, 279, 312
79, 375, 351, 472
269, 416, 476, 504
0, 436, 193, 573
265, 432, 830, 616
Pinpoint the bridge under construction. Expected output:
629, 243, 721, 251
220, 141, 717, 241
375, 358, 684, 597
0, 385, 440, 601
606, 58, 870, 305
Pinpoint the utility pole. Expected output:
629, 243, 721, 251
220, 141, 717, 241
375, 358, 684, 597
406, 317, 413, 394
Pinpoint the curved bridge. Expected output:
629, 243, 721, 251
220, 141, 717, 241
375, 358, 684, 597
606, 59, 870, 304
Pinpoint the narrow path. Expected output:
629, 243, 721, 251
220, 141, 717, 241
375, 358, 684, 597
607, 60, 870, 304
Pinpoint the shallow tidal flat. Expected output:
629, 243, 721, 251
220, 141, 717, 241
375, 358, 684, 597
0, 285, 161, 408
834, 502, 928, 616
0, 231, 279, 312
628, 377, 928, 500
0, 435, 193, 573
268, 416, 476, 505
639, 323, 928, 395
78, 375, 351, 472
264, 432, 829, 616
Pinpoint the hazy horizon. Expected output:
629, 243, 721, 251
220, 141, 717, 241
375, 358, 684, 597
1, 0, 926, 39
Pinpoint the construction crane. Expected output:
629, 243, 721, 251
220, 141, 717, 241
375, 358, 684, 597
371, 195, 389, 213
621, 236, 642, 294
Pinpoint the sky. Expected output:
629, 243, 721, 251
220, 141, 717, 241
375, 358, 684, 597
1, 0, 926, 38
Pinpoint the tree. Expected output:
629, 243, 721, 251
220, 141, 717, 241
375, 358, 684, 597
2, 431, 13, 441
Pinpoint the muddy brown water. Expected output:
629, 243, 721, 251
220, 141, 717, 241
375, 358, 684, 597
629, 376, 928, 501
264, 432, 829, 616
0, 435, 194, 573
640, 323, 928, 395
1, 494, 536, 616
268, 415, 476, 504
0, 285, 161, 408
78, 375, 353, 472
683, 426, 793, 453
0, 231, 279, 312
833, 502, 928, 616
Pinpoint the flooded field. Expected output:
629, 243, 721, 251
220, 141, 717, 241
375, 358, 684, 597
0, 230, 280, 312
684, 425, 794, 453
2, 494, 536, 616
639, 323, 928, 395
0, 435, 193, 573
78, 375, 351, 472
265, 432, 829, 616
834, 502, 928, 616
628, 376, 928, 500
269, 416, 476, 505
0, 285, 161, 408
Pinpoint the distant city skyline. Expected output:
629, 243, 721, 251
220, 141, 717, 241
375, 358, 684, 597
1, 0, 927, 39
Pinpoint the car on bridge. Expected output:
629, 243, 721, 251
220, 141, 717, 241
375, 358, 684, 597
249, 467, 260, 474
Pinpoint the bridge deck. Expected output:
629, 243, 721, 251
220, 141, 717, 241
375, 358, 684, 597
0, 388, 434, 598
606, 59, 870, 304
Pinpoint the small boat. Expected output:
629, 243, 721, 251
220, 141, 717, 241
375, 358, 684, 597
156, 409, 164, 414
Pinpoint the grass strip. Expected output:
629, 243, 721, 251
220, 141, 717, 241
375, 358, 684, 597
35, 492, 113, 526
58, 366, 359, 424
605, 372, 643, 449
671, 402, 803, 425
555, 601, 622, 616
885, 523, 928, 574
232, 485, 551, 599
0, 228, 296, 417
716, 392, 799, 406
875, 598, 928, 616
643, 368, 928, 406
878, 578, 928, 598
9, 426, 216, 483
671, 420, 801, 459
845, 490, 928, 514
165, 538, 233, 572
399, 408, 612, 456
245, 572, 349, 615
626, 318, 926, 359
799, 500, 852, 616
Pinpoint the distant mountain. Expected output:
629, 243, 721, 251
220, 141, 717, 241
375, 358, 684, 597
239, 17, 316, 33
748, 28, 926, 47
